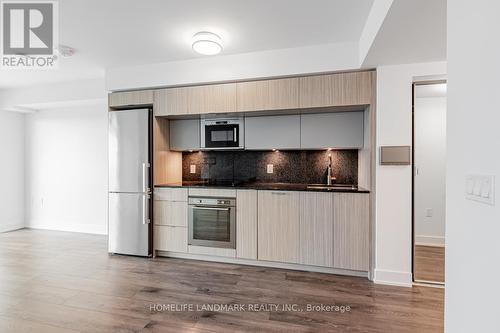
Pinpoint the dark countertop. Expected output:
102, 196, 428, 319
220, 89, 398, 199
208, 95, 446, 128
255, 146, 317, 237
154, 181, 370, 193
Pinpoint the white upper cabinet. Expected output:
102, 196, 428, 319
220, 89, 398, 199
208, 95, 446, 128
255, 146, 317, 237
245, 115, 301, 150
300, 112, 364, 149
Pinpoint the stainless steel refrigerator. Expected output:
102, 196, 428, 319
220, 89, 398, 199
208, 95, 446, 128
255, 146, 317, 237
108, 108, 152, 256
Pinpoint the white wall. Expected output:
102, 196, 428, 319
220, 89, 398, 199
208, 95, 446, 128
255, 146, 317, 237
25, 103, 108, 234
0, 111, 25, 232
375, 61, 446, 286
414, 95, 446, 246
106, 42, 358, 91
446, 1, 500, 332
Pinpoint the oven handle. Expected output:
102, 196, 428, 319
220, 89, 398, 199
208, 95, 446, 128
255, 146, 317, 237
193, 206, 230, 211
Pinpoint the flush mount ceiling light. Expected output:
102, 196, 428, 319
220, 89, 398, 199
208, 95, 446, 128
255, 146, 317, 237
192, 32, 223, 55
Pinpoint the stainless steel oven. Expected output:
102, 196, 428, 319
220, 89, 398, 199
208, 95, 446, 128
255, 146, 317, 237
188, 197, 236, 249
201, 117, 244, 149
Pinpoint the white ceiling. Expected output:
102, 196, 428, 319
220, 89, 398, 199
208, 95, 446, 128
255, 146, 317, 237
0, 0, 374, 89
362, 0, 447, 67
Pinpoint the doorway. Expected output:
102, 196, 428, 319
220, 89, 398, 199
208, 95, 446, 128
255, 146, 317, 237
412, 81, 447, 285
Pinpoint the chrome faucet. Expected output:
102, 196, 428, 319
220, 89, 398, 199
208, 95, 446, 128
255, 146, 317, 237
327, 154, 336, 185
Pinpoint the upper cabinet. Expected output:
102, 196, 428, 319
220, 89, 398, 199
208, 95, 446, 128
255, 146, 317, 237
143, 70, 375, 116
188, 83, 237, 114
109, 90, 154, 108
299, 71, 373, 108
236, 78, 299, 112
301, 112, 364, 149
154, 83, 236, 116
169, 119, 200, 151
154, 88, 189, 116
245, 115, 301, 150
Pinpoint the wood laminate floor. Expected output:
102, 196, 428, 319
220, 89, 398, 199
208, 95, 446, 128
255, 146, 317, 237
414, 245, 445, 283
0, 229, 444, 332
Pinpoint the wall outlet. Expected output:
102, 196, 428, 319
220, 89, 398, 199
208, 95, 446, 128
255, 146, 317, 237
190, 164, 196, 174
425, 208, 433, 218
465, 175, 495, 205
266, 164, 274, 174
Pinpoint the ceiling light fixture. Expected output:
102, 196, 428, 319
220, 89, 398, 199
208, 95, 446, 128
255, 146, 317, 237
192, 32, 223, 56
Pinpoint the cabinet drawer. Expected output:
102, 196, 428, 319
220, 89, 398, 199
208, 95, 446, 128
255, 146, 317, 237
154, 225, 187, 253
154, 188, 188, 201
154, 201, 187, 227
188, 188, 236, 198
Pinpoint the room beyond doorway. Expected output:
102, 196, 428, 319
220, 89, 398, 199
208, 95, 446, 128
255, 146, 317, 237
412, 81, 447, 285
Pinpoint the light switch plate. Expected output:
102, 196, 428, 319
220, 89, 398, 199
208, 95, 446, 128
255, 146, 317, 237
190, 165, 196, 174
266, 164, 274, 174
465, 175, 495, 205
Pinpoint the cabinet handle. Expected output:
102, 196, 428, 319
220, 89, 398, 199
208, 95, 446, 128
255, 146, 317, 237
270, 192, 288, 195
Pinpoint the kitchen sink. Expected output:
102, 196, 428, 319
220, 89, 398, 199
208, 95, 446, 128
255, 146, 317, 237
306, 184, 358, 191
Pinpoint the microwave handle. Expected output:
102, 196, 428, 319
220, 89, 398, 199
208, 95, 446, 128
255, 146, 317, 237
233, 127, 237, 142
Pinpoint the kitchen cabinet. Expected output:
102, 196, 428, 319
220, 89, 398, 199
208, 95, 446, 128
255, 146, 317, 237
169, 119, 200, 151
154, 88, 189, 116
258, 191, 300, 264
155, 225, 187, 252
154, 188, 187, 201
299, 192, 334, 267
299, 71, 373, 108
236, 78, 299, 112
236, 190, 258, 260
300, 112, 364, 149
153, 187, 188, 253
245, 114, 301, 150
109, 90, 154, 108
154, 201, 187, 227
333, 193, 369, 271
188, 83, 236, 114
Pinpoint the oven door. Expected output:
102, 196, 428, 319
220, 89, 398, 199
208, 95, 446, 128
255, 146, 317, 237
188, 204, 236, 248
204, 124, 240, 148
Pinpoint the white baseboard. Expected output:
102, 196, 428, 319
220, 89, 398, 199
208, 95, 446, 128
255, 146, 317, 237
374, 269, 412, 287
26, 220, 107, 235
0, 222, 24, 233
415, 235, 445, 247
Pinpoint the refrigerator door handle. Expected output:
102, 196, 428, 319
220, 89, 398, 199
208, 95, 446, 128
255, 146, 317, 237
142, 194, 150, 224
142, 162, 150, 193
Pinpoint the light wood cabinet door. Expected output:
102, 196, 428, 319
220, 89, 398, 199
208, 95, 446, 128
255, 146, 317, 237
188, 83, 236, 114
258, 191, 300, 264
299, 192, 334, 267
109, 90, 154, 108
154, 88, 189, 116
154, 188, 187, 202
155, 225, 188, 253
333, 193, 370, 271
299, 71, 373, 108
154, 201, 187, 227
236, 78, 299, 112
236, 190, 258, 260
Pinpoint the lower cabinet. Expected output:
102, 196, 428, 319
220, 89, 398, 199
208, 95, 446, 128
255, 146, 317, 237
236, 190, 258, 260
154, 225, 188, 253
257, 191, 300, 264
333, 193, 370, 271
299, 192, 334, 267
153, 201, 187, 227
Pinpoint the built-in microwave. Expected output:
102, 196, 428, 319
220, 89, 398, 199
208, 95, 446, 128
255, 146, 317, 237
200, 117, 244, 149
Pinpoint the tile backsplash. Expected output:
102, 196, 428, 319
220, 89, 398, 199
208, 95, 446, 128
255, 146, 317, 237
182, 150, 358, 184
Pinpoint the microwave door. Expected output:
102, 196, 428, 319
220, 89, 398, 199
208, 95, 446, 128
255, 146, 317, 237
205, 124, 239, 148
